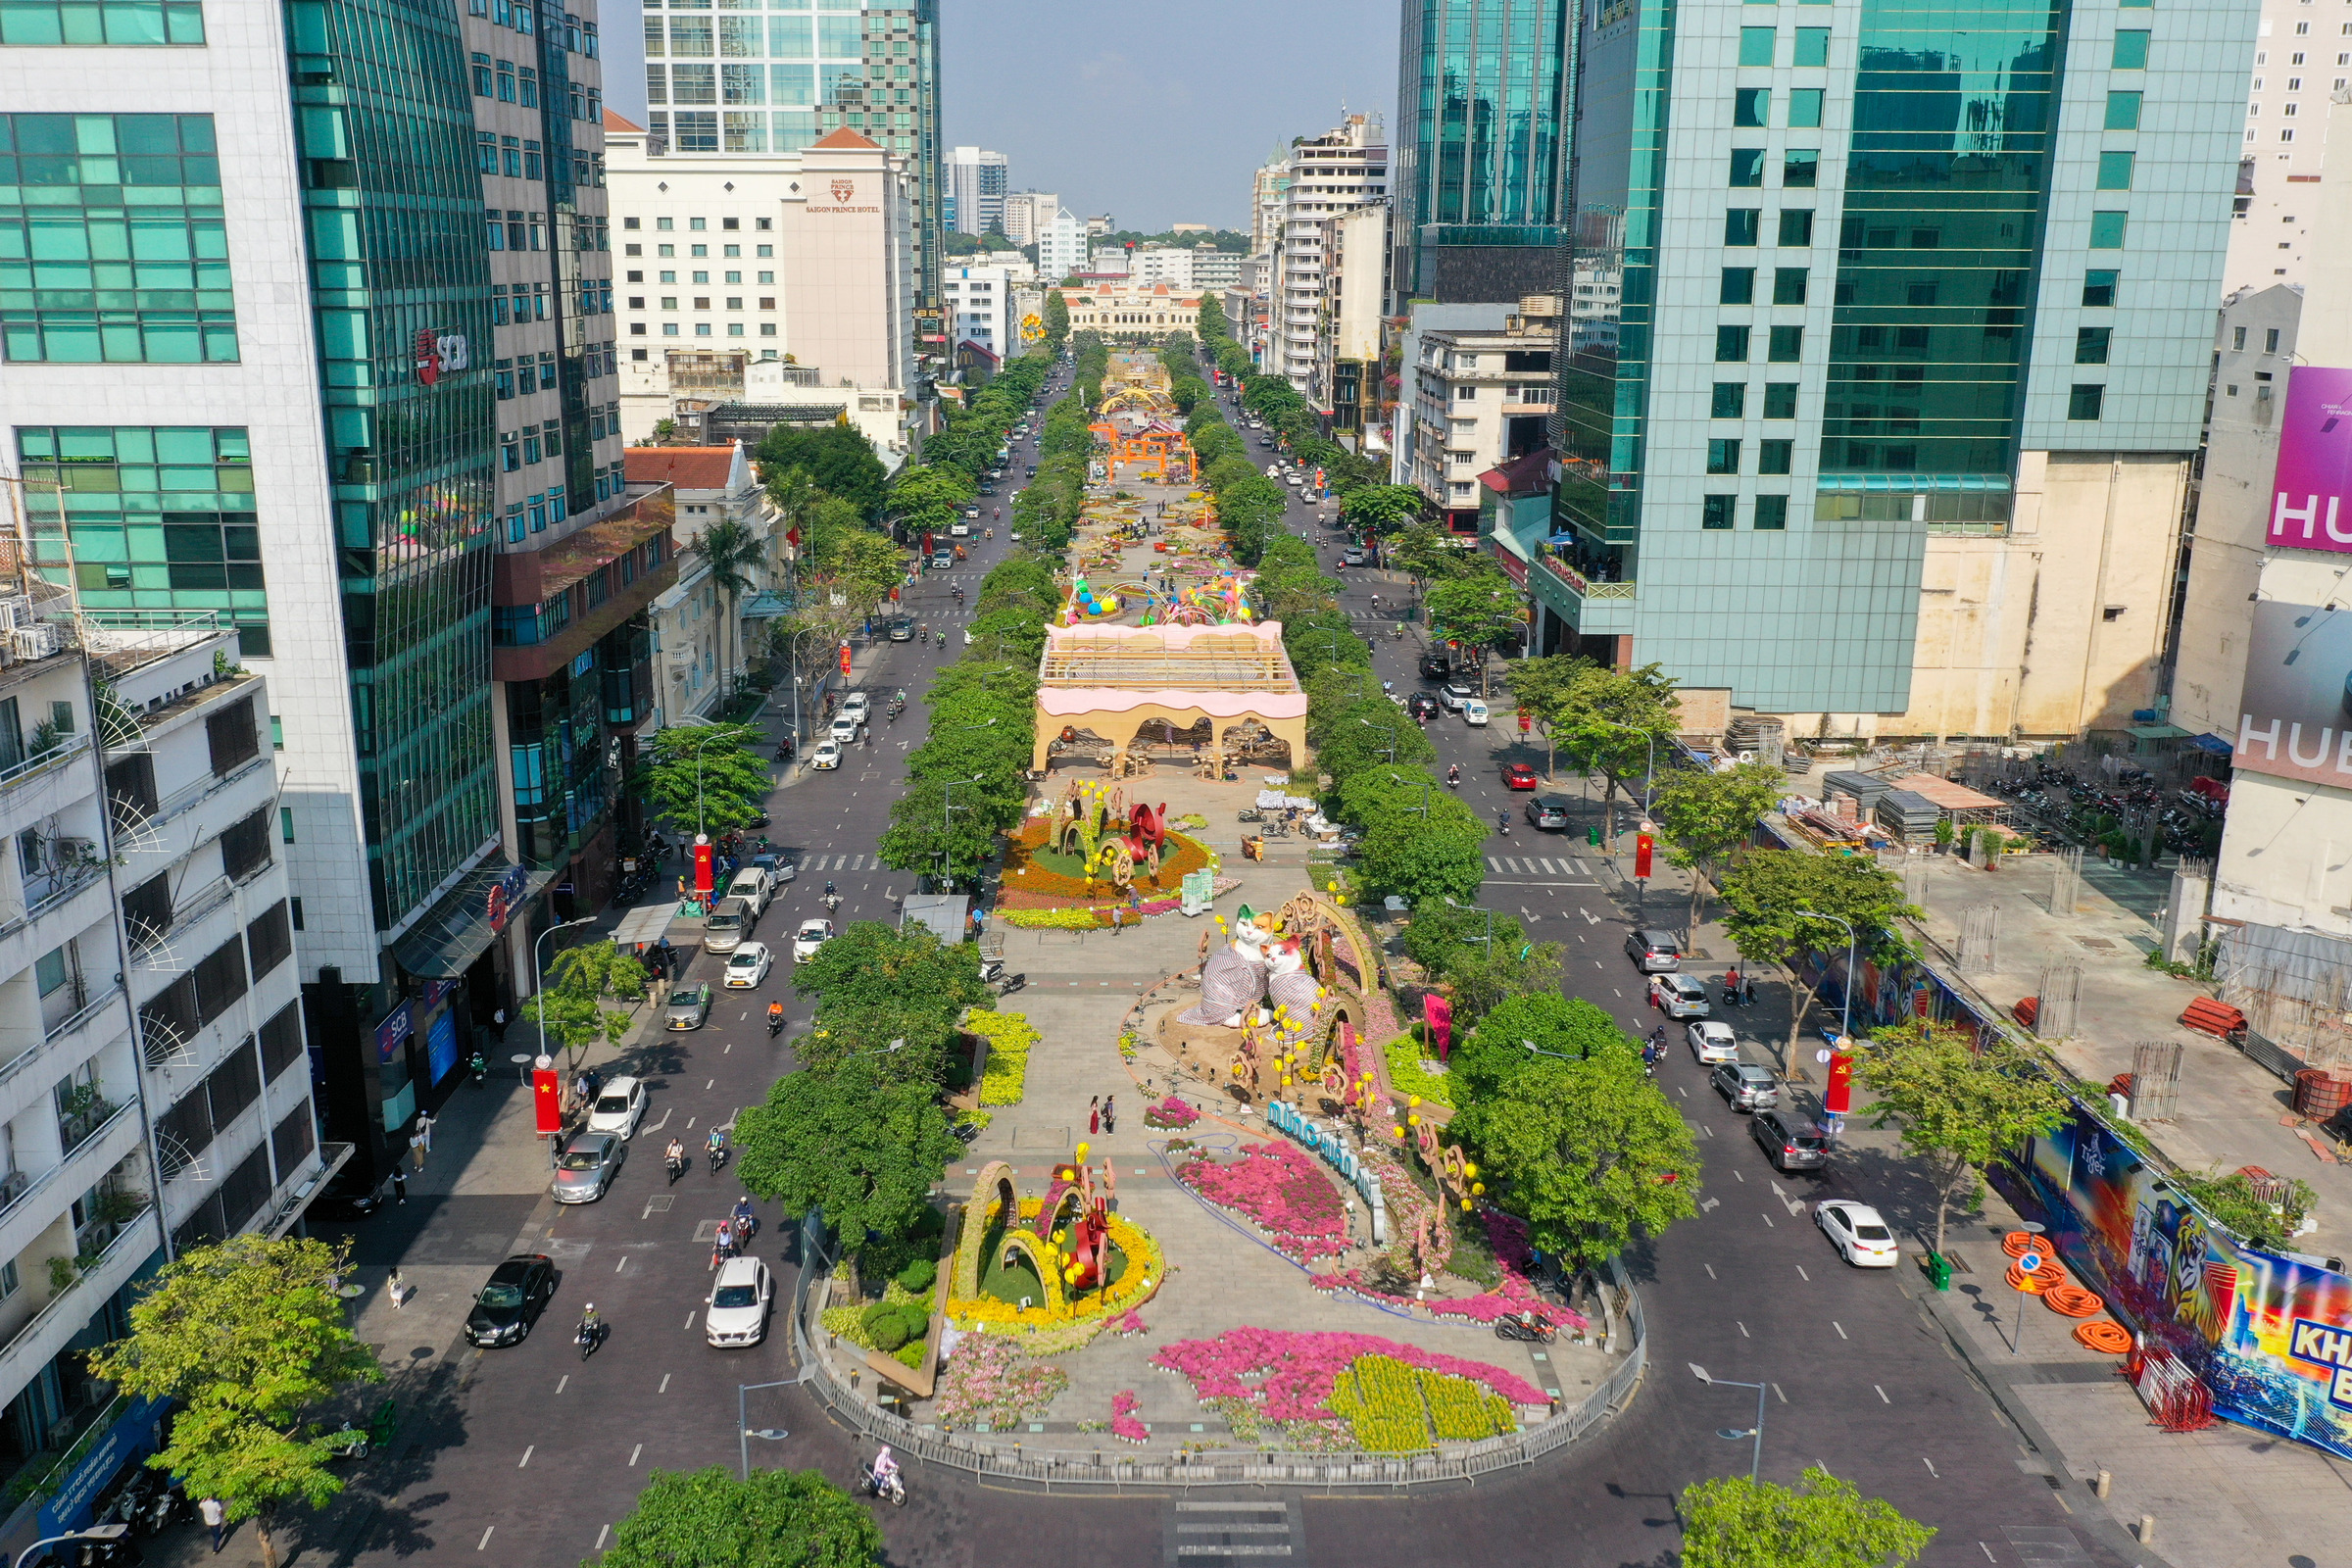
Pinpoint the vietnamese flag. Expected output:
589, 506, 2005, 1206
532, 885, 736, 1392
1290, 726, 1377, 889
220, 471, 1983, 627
533, 1067, 563, 1135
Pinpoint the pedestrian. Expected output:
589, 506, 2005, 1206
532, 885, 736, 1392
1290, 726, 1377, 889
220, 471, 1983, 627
1102, 1095, 1117, 1135
391, 1166, 407, 1204
1743, 975, 1757, 1006
388, 1266, 408, 1309
491, 1005, 507, 1043
200, 1495, 226, 1554
416, 1110, 435, 1153
1089, 1096, 1101, 1135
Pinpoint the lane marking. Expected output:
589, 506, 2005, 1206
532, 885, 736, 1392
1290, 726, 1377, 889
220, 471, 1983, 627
1795, 1265, 1809, 1280
629, 1443, 642, 1466
1921, 1455, 1938, 1477
1701, 1199, 1720, 1212
685, 1312, 696, 1330
596, 1527, 611, 1552
1703, 1262, 1717, 1278
615, 1256, 628, 1272
1675, 1086, 1688, 1099
1733, 1170, 1745, 1184
1833, 1321, 1848, 1340
518, 1446, 534, 1467
1875, 1385, 1890, 1403
1772, 1383, 1786, 1404
556, 1375, 567, 1395
659, 1374, 670, 1393
707, 1079, 715, 1090
1738, 1321, 1750, 1338
1760, 1213, 1774, 1228
477, 1528, 495, 1551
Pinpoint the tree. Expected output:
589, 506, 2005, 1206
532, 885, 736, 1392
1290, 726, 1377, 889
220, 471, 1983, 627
736, 1057, 961, 1244
791, 921, 987, 1035
636, 722, 773, 837
754, 423, 887, 518
1856, 1018, 2072, 1256
1044, 289, 1071, 349
1423, 566, 1525, 694
88, 1237, 382, 1568
1651, 762, 1786, 937
1714, 850, 1918, 1071
1450, 1051, 1701, 1266
1340, 483, 1427, 534
888, 463, 975, 540
1680, 1466, 1935, 1568
1552, 661, 1682, 838
1393, 902, 1564, 1024
1453, 994, 1639, 1102
1338, 767, 1492, 908
1497, 656, 1585, 780
596, 1465, 883, 1568
690, 515, 763, 707
546, 939, 652, 1003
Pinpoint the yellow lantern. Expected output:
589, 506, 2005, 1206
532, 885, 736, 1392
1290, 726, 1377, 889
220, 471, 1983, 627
1408, 1113, 1421, 1127
1076, 1141, 1091, 1161
1463, 1161, 1479, 1179
1408, 1097, 1422, 1109
1461, 1198, 1474, 1211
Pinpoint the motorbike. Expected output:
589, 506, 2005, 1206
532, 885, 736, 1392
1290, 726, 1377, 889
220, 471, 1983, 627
1494, 1311, 1557, 1346
1236, 807, 1264, 823
470, 1052, 487, 1085
665, 1152, 687, 1185
767, 1011, 786, 1038
953, 1120, 982, 1146
710, 1143, 730, 1175
1496, 814, 1511, 836
858, 1462, 907, 1507
824, 892, 842, 912
576, 1319, 606, 1361
323, 1419, 370, 1462
991, 972, 1028, 998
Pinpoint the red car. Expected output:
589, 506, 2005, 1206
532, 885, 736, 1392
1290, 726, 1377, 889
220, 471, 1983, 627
1503, 763, 1540, 791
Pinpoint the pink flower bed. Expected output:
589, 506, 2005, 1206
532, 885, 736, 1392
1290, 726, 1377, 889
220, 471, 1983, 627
933, 1332, 1070, 1431
1177, 1140, 1348, 1261
1111, 1308, 1148, 1337
1143, 1096, 1200, 1129
1111, 1390, 1147, 1445
1308, 1209, 1588, 1331
1152, 1327, 1544, 1422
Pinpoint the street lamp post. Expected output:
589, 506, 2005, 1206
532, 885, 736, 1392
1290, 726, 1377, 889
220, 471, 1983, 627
1592, 719, 1657, 915
1690, 1362, 1769, 1482
738, 1379, 794, 1479
937, 771, 984, 888
1443, 895, 1495, 952
1793, 907, 1858, 1093
533, 914, 598, 1074
1358, 716, 1397, 765
1386, 771, 1432, 819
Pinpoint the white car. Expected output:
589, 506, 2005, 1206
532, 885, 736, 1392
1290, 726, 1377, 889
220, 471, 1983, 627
1686, 1020, 1740, 1064
829, 713, 862, 744
1462, 699, 1490, 726
1816, 1200, 1900, 1268
705, 1255, 774, 1347
839, 692, 870, 723
809, 739, 843, 770
793, 918, 834, 963
585, 1075, 647, 1141
950, 521, 970, 537
1651, 972, 1711, 1018
722, 942, 772, 989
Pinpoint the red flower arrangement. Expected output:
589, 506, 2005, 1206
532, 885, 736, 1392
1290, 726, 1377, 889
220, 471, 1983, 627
1151, 1327, 1545, 1425
1176, 1140, 1349, 1261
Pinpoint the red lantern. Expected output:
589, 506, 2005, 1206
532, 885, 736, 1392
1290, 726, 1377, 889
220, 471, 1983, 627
838, 643, 852, 676
532, 1066, 563, 1135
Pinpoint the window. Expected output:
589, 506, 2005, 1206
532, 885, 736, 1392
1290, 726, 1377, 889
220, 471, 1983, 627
2082, 270, 2119, 308
1716, 326, 1751, 362
471, 52, 493, 94
1788, 88, 1824, 128
1720, 267, 1756, 305
220, 807, 270, 882
2096, 152, 2134, 191
1778, 209, 1814, 246
1793, 26, 1829, 67
1725, 209, 1762, 246
2089, 211, 2128, 249
206, 697, 259, 776
1712, 382, 1747, 418
1707, 439, 1742, 475
1739, 25, 1776, 66
1763, 382, 1798, 419
2267, 327, 2282, 353
2113, 30, 2149, 70
1729, 148, 1766, 187
0, 0, 206, 44
2105, 90, 2143, 130
34, 947, 67, 997
1772, 268, 1808, 306
1703, 495, 1737, 530
1734, 88, 1769, 127
1783, 150, 1819, 188
1758, 440, 1792, 475
2068, 384, 2105, 421
2076, 327, 2112, 365
1753, 495, 1788, 530
2233, 325, 2249, 351
1768, 325, 1804, 363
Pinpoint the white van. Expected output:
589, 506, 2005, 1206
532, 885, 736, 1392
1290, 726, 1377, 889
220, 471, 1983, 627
726, 866, 773, 917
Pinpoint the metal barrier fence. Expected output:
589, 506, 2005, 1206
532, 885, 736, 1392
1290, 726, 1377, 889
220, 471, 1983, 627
789, 1247, 1646, 1491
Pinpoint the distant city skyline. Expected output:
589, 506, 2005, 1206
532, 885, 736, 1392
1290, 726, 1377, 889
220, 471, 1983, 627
602, 0, 1396, 234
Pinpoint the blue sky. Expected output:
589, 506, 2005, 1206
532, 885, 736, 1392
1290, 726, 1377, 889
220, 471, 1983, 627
603, 0, 1398, 233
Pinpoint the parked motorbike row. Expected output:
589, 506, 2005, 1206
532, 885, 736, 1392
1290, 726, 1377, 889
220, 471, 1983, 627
1983, 757, 2223, 858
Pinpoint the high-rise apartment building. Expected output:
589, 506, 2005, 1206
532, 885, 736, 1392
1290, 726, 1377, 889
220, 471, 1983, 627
1038, 209, 1087, 281
1543, 0, 2256, 737
1390, 0, 1572, 308
642, 0, 943, 309
1270, 114, 1388, 404
0, 1, 633, 1217
1002, 189, 1057, 247
947, 144, 1007, 236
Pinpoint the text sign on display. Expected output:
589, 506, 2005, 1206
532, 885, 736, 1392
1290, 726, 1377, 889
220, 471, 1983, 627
2233, 602, 2352, 786
2270, 366, 2352, 553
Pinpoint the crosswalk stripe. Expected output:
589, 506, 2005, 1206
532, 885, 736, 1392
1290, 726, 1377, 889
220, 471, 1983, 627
1540, 858, 1560, 875
1570, 857, 1588, 874
851, 855, 868, 870
1486, 857, 1503, 873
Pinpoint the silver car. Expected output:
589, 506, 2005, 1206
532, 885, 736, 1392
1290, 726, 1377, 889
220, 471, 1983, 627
1710, 1061, 1780, 1110
552, 1132, 625, 1203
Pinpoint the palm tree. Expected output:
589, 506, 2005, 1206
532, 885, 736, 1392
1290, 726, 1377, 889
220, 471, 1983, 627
690, 515, 760, 708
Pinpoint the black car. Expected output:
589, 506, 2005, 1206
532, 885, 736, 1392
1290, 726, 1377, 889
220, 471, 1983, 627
465, 1253, 558, 1347
1418, 653, 1453, 681
306, 1167, 388, 1223
888, 617, 914, 642
1406, 691, 1442, 721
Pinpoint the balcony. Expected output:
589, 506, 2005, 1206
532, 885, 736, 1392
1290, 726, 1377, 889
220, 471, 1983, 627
0, 733, 92, 832
0, 1103, 144, 1278
0, 983, 131, 1130
0, 1200, 159, 1409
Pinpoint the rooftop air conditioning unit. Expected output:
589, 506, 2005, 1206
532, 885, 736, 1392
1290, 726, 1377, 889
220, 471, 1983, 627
12, 624, 59, 661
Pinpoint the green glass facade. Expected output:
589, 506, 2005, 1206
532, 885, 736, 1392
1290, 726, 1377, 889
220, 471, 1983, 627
1394, 0, 1572, 299
0, 113, 237, 364
1823, 0, 2064, 482
288, 0, 499, 930
12, 425, 272, 653
0, 0, 203, 45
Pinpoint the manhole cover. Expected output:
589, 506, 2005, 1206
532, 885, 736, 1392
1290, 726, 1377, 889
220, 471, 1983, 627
641, 1195, 674, 1217
2074, 937, 2117, 951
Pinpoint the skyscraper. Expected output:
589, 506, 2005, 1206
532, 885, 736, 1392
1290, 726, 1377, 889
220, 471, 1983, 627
1390, 0, 1573, 306
1541, 0, 2257, 735
947, 144, 1008, 236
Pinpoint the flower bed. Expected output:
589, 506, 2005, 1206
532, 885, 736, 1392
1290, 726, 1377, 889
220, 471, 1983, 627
1176, 1140, 1348, 1262
966, 1008, 1038, 1107
1142, 1096, 1199, 1130
932, 1332, 1069, 1431
1000, 821, 1212, 906
1110, 1390, 1147, 1445
1379, 1031, 1453, 1107
1152, 1328, 1544, 1448
946, 1205, 1166, 1340
1110, 1307, 1148, 1337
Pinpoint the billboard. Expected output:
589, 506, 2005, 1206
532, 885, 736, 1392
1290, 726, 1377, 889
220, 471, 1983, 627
2269, 366, 2352, 554
2234, 601, 2352, 786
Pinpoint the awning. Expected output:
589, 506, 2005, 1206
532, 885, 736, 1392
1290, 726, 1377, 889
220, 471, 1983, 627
901, 894, 969, 945
739, 590, 798, 619
612, 902, 681, 950
2128, 723, 2187, 741
392, 858, 554, 979
2189, 732, 2234, 757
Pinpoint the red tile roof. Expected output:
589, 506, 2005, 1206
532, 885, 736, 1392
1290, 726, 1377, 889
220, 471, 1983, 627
1478, 446, 1555, 498
603, 109, 644, 132
624, 447, 737, 491
811, 126, 881, 150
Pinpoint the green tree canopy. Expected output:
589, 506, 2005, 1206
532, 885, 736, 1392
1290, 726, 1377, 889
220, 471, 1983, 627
89, 1238, 382, 1568
1715, 849, 1917, 1070
1450, 1049, 1701, 1266
636, 722, 773, 837
889, 463, 976, 538
736, 1056, 961, 1244
1337, 766, 1491, 907
595, 1466, 883, 1568
754, 422, 887, 518
1680, 1466, 1935, 1568
1551, 661, 1682, 837
689, 514, 763, 705
1650, 762, 1786, 936
1452, 994, 1639, 1102
1340, 484, 1428, 533
1394, 900, 1563, 1024
1857, 1017, 2073, 1255
1043, 290, 1070, 348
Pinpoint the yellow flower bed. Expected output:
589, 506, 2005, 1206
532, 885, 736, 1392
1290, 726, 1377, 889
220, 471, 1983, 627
965, 1008, 1038, 1107
948, 1209, 1165, 1336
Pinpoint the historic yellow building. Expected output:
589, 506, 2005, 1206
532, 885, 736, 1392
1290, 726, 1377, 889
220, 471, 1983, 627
1054, 280, 1201, 334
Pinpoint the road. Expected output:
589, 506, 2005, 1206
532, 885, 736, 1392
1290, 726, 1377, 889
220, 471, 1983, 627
307, 378, 2132, 1568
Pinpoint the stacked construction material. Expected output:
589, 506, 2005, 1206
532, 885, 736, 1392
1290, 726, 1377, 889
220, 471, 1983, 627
1874, 788, 1944, 845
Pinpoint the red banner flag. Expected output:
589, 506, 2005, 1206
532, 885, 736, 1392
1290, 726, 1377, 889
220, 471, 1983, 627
1422, 994, 1453, 1062
1634, 831, 1654, 879
1825, 1051, 1856, 1114
694, 837, 714, 897
532, 1067, 563, 1135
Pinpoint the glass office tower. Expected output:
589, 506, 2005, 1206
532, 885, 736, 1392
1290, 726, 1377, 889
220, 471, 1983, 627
1391, 0, 1572, 305
1544, 0, 2255, 719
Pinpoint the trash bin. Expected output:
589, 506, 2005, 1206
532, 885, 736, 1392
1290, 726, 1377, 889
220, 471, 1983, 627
1588, 825, 1603, 847
1927, 1251, 1953, 1292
